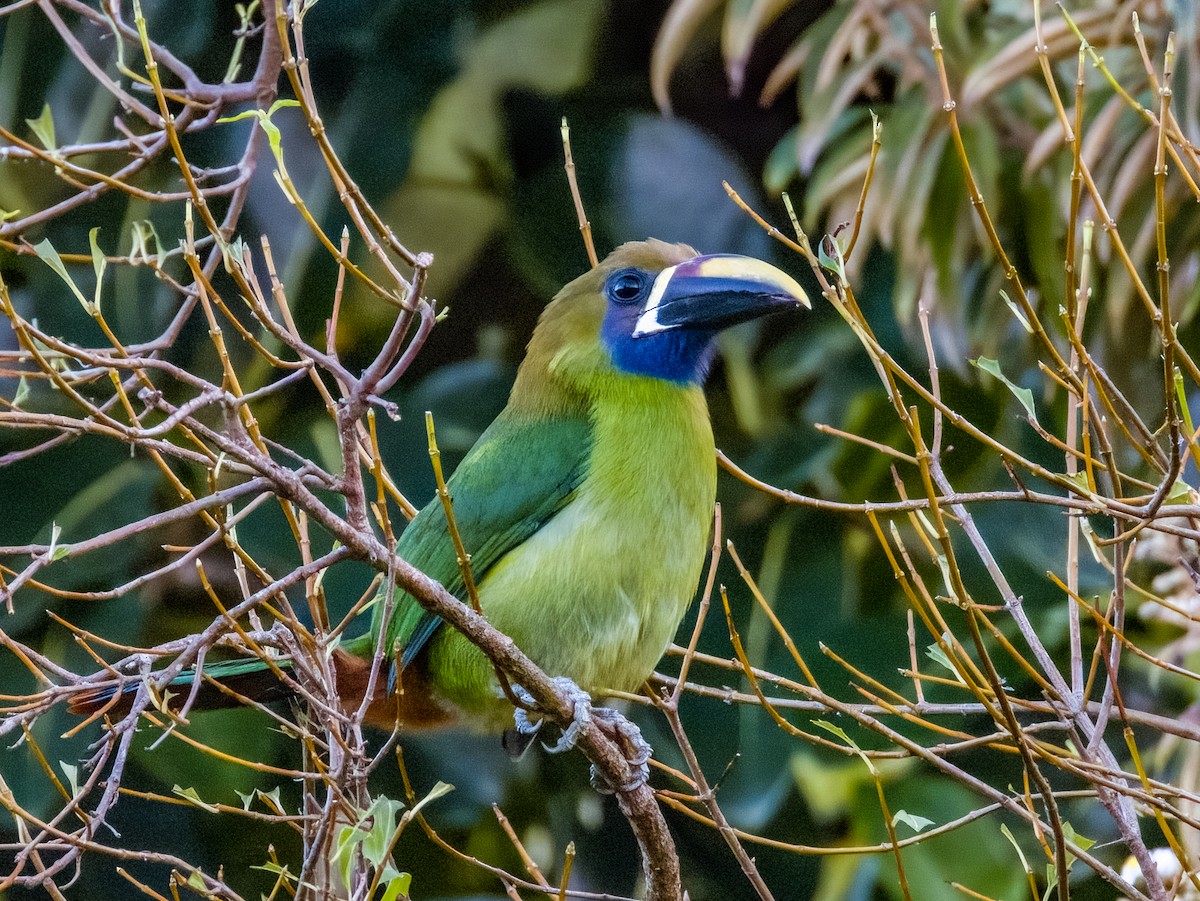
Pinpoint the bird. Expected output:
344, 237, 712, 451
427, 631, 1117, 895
70, 239, 808, 740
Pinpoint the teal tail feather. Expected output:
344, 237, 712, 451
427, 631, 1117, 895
68, 657, 294, 717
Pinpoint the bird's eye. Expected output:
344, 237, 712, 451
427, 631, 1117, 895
607, 270, 646, 304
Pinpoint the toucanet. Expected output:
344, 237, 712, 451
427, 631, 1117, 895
70, 239, 809, 738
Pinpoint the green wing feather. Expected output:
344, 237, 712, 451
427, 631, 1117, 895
367, 413, 593, 669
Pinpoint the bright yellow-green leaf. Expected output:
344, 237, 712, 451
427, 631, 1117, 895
892, 809, 935, 833
88, 227, 106, 313
1176, 367, 1195, 438
972, 356, 1038, 425
173, 785, 220, 813
33, 238, 93, 314
1000, 822, 1032, 875
1166, 478, 1194, 505
25, 103, 56, 151
998, 290, 1032, 333
129, 220, 165, 267
378, 864, 412, 901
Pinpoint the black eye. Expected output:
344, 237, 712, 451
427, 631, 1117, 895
607, 270, 646, 304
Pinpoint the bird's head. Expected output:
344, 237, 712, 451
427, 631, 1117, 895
517, 239, 809, 405
597, 240, 809, 383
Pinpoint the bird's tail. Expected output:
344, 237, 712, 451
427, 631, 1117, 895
68, 657, 295, 717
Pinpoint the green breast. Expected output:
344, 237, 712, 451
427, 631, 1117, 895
426, 374, 716, 725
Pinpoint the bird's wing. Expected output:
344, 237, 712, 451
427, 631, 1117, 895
369, 413, 593, 670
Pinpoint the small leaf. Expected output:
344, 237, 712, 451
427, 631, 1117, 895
1061, 820, 1095, 859
186, 870, 208, 891
34, 239, 93, 314
48, 522, 72, 561
379, 866, 412, 901
252, 861, 295, 880
817, 235, 847, 282
219, 100, 300, 179
129, 220, 166, 267
1176, 366, 1196, 439
25, 104, 57, 151
1165, 478, 1194, 505
88, 227, 106, 313
891, 809, 934, 833
60, 761, 80, 796
173, 785, 220, 813
925, 640, 958, 676
1060, 471, 1092, 494
360, 796, 403, 868
258, 785, 283, 812
236, 789, 254, 811
813, 719, 852, 745
971, 357, 1038, 425
13, 374, 30, 408
1000, 822, 1032, 875
998, 290, 1033, 333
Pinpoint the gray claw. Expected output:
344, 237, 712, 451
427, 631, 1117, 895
539, 676, 592, 753
507, 677, 654, 790
512, 706, 543, 737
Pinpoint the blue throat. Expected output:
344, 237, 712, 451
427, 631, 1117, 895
602, 321, 717, 384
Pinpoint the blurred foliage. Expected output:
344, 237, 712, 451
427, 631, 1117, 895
2, 0, 1199, 899
654, 0, 1200, 400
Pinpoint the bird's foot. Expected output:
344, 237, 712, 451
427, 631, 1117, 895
506, 678, 654, 792
504, 683, 546, 758
509, 676, 592, 753
588, 706, 653, 795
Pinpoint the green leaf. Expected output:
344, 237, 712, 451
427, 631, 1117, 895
998, 290, 1032, 333
925, 639, 961, 679
1060, 471, 1091, 494
1166, 478, 1194, 505
813, 719, 852, 745
252, 860, 295, 881
258, 785, 283, 812
971, 357, 1038, 425
88, 227, 106, 313
891, 809, 934, 833
1000, 822, 1032, 875
1061, 820, 1095, 860
25, 103, 57, 151
173, 785, 220, 813
360, 796, 404, 868
378, 864, 412, 901
48, 522, 71, 561
129, 220, 165, 267
13, 374, 30, 408
33, 239, 94, 314
59, 760, 80, 796
219, 99, 301, 188
1176, 366, 1196, 439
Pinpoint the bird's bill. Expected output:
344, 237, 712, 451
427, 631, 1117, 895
632, 254, 810, 338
